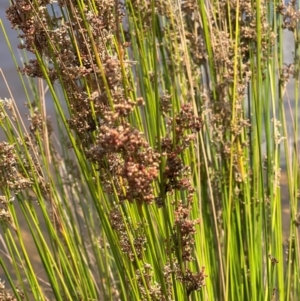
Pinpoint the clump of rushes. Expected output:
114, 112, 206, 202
1, 0, 300, 300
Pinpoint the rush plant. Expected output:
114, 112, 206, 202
0, 0, 300, 300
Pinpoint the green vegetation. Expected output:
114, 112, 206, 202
0, 0, 300, 300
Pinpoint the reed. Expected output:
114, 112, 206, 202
0, 0, 299, 300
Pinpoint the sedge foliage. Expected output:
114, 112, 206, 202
0, 0, 300, 300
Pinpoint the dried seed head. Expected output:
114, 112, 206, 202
0, 142, 32, 192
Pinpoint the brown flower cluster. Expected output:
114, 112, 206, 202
0, 279, 24, 301
162, 104, 201, 196
129, 0, 173, 31
173, 202, 200, 262
0, 142, 32, 192
0, 196, 15, 230
6, 0, 58, 81
160, 103, 204, 293
294, 212, 300, 227
28, 111, 53, 139
135, 263, 171, 301
6, 0, 51, 53
176, 266, 207, 296
87, 122, 159, 204
277, 0, 300, 31
109, 208, 145, 262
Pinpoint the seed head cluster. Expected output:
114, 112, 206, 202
0, 279, 24, 301
277, 0, 300, 31
28, 111, 53, 138
109, 208, 146, 262
0, 142, 32, 192
87, 123, 160, 204
160, 102, 204, 291
135, 263, 172, 301
176, 266, 207, 296
162, 104, 201, 196
173, 202, 200, 262
0, 196, 14, 230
